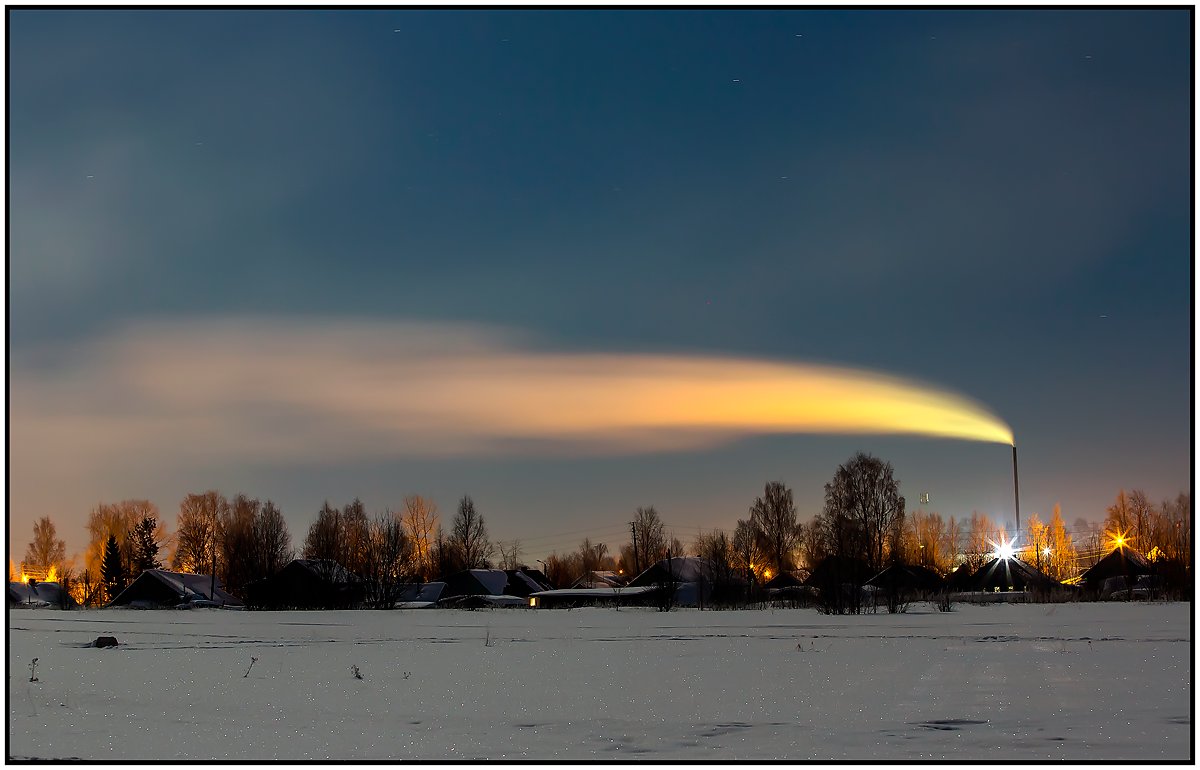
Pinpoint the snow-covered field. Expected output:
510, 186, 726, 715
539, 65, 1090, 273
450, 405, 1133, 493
7, 602, 1191, 761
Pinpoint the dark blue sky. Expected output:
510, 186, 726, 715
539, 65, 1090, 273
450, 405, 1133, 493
9, 9, 1191, 560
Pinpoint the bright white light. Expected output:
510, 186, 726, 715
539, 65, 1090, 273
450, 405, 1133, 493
996, 539, 1016, 560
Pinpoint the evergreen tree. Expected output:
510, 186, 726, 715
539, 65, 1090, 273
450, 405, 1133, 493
131, 516, 162, 575
101, 534, 126, 602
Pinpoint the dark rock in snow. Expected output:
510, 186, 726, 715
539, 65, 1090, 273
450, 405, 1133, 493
93, 636, 118, 648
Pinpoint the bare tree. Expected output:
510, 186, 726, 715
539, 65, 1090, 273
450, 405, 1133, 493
749, 481, 800, 574
731, 518, 764, 583
1104, 490, 1133, 544
963, 511, 999, 573
253, 500, 293, 578
543, 551, 580, 588
219, 494, 261, 596
303, 501, 357, 583
339, 498, 372, 577
1125, 489, 1155, 554
496, 539, 524, 570
23, 517, 66, 576
1022, 513, 1049, 569
174, 491, 229, 574
945, 515, 963, 570
795, 519, 826, 571
361, 511, 412, 608
1158, 493, 1190, 563
401, 495, 439, 580
695, 529, 740, 606
430, 525, 459, 578
1044, 504, 1076, 581
822, 453, 905, 571
450, 496, 493, 570
303, 502, 342, 562
1072, 517, 1103, 568
632, 506, 666, 573
617, 542, 638, 578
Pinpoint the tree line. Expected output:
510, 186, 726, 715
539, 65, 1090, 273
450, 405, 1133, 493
12, 451, 1192, 607
13, 491, 502, 607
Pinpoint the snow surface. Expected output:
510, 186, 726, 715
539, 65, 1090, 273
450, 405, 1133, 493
6, 602, 1191, 761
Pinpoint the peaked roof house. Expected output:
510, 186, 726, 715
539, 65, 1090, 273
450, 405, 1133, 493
763, 569, 810, 592
627, 556, 713, 587
439, 569, 554, 606
866, 564, 945, 595
1079, 547, 1153, 595
242, 559, 363, 610
108, 569, 243, 609
395, 581, 447, 608
957, 557, 1060, 593
626, 556, 716, 607
803, 555, 875, 590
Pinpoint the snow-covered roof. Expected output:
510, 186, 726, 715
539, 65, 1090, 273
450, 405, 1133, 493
8, 581, 67, 607
110, 569, 243, 607
467, 569, 510, 595
397, 582, 446, 602
629, 557, 715, 587
508, 569, 553, 593
530, 586, 656, 599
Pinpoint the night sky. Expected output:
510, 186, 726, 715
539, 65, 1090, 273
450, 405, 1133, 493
8, 8, 1191, 563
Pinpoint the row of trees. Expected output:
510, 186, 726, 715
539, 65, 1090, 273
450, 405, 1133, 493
13, 490, 505, 606
534, 453, 1191, 591
13, 452, 1191, 605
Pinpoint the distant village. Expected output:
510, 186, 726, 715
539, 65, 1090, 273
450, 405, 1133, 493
10, 452, 1191, 614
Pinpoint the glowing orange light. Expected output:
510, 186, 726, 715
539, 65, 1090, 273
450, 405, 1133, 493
764, 569, 773, 580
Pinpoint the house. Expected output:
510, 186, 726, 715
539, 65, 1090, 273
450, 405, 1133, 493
242, 559, 363, 610
394, 582, 447, 608
803, 555, 874, 591
944, 563, 978, 592
108, 569, 243, 609
436, 569, 554, 607
954, 556, 1061, 594
866, 564, 945, 597
8, 581, 76, 609
528, 585, 658, 608
626, 556, 716, 607
763, 569, 810, 592
1079, 546, 1152, 596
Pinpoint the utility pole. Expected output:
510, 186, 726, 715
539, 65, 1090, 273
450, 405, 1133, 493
630, 521, 639, 575
210, 527, 217, 604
